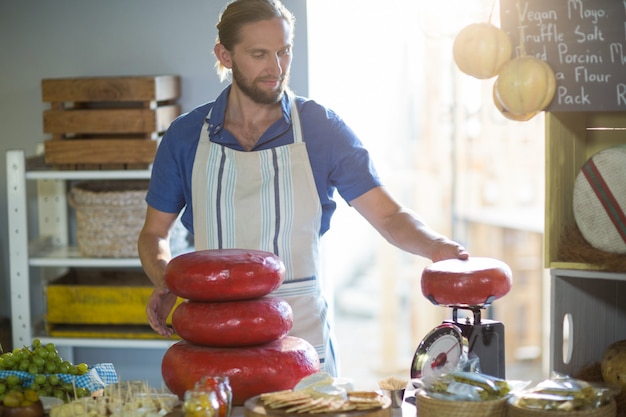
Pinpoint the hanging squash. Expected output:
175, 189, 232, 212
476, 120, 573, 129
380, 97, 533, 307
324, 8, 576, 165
492, 82, 537, 122
494, 56, 556, 115
453, 22, 512, 79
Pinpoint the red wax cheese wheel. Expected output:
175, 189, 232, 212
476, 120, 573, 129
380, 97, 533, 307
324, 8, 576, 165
172, 297, 294, 347
162, 337, 320, 405
573, 145, 626, 254
165, 249, 285, 301
421, 257, 512, 307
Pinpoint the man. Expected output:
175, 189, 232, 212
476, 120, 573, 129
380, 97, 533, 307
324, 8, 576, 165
138, 0, 468, 376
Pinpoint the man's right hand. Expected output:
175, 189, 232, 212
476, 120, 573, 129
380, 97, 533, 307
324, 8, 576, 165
146, 286, 178, 337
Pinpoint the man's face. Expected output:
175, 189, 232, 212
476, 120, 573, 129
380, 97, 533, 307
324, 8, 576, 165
229, 17, 293, 104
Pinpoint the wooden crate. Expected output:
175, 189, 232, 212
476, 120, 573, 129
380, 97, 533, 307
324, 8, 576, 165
41, 75, 180, 102
41, 75, 181, 169
545, 112, 626, 270
46, 269, 183, 338
550, 269, 626, 379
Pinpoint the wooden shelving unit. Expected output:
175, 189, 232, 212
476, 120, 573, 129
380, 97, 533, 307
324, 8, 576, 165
544, 112, 626, 375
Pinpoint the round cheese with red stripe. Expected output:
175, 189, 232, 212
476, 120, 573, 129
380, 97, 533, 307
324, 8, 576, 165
573, 145, 626, 254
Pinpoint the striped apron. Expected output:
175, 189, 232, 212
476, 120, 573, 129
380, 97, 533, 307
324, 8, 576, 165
191, 94, 337, 375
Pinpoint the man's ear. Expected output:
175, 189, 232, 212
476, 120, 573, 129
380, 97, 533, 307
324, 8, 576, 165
214, 43, 233, 69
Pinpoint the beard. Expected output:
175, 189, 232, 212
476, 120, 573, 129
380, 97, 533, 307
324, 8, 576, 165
231, 62, 289, 105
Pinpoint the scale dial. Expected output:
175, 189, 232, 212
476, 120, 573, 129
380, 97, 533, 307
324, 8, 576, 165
411, 323, 465, 380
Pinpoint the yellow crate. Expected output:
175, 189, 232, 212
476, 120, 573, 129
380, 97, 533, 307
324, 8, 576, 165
46, 269, 182, 326
545, 111, 626, 270
46, 324, 180, 340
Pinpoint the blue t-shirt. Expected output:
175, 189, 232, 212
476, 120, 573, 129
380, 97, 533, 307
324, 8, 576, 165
146, 86, 382, 236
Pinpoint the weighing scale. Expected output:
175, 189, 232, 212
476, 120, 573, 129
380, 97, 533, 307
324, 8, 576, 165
411, 257, 512, 380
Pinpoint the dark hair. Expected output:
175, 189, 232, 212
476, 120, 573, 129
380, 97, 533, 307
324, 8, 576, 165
215, 0, 295, 80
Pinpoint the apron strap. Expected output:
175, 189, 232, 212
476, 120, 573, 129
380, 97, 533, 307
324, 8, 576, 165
287, 90, 303, 144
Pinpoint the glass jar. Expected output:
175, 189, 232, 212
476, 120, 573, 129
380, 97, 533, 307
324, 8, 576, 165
184, 376, 232, 417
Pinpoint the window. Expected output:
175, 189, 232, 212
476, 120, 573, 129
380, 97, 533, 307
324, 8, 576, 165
308, 0, 546, 387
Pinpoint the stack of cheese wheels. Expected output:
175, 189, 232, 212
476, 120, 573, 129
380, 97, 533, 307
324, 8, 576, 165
161, 249, 320, 405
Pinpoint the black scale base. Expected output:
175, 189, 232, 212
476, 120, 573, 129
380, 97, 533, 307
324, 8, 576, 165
444, 307, 506, 379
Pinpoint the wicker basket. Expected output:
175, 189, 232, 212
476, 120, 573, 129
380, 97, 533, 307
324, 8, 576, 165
415, 390, 508, 417
69, 180, 149, 258
507, 399, 617, 417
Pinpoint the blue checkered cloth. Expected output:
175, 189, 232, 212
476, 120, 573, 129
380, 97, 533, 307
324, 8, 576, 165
0, 363, 118, 392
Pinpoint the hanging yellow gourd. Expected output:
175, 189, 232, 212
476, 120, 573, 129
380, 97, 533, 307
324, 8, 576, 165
493, 56, 556, 115
492, 82, 537, 121
452, 22, 512, 79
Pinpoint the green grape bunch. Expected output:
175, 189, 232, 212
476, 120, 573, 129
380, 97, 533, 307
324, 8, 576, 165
0, 339, 88, 376
0, 339, 91, 403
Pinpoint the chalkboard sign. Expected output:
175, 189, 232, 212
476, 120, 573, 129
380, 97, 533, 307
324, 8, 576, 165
500, 0, 626, 111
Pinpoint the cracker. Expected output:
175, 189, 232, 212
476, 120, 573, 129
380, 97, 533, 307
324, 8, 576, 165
308, 399, 347, 413
285, 397, 327, 413
261, 390, 313, 409
260, 390, 292, 399
348, 391, 380, 399
348, 392, 386, 410
261, 389, 386, 414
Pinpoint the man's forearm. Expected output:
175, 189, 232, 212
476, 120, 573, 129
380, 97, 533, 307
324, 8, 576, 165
138, 232, 173, 289
383, 209, 448, 259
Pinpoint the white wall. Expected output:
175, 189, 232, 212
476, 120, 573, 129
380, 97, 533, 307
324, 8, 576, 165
0, 0, 308, 318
